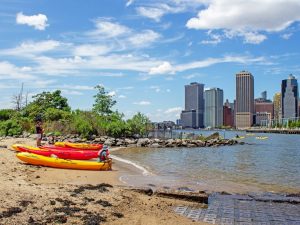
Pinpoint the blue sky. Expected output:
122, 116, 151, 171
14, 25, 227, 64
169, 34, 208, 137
0, 0, 300, 122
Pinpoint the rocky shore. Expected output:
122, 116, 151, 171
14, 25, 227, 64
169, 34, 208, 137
40, 132, 240, 148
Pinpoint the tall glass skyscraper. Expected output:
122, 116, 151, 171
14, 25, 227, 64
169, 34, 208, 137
235, 71, 254, 128
281, 74, 298, 118
180, 82, 204, 128
204, 88, 223, 128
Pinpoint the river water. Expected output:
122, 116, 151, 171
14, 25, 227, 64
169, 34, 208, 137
112, 131, 300, 194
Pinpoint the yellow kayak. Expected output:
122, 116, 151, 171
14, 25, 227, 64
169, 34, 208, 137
256, 136, 268, 140
16, 152, 112, 170
234, 136, 245, 140
11, 144, 40, 151
54, 142, 102, 150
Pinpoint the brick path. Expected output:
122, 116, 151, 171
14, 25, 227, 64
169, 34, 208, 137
174, 193, 300, 225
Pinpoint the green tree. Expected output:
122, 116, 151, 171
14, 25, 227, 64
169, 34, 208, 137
92, 85, 116, 116
23, 90, 70, 119
127, 112, 151, 137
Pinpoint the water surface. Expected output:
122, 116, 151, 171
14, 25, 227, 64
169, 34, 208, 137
112, 131, 300, 193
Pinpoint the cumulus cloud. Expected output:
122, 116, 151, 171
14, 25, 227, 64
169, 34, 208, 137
186, 0, 300, 44
133, 101, 151, 105
16, 12, 48, 30
149, 61, 173, 75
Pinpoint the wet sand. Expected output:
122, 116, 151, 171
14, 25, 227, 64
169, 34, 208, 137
0, 137, 209, 224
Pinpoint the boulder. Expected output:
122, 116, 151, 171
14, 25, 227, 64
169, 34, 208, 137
150, 143, 162, 148
136, 138, 150, 147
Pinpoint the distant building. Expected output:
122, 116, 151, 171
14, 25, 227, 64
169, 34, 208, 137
256, 112, 272, 126
281, 74, 299, 118
235, 71, 254, 128
153, 121, 175, 129
261, 91, 267, 101
176, 119, 181, 126
273, 93, 281, 121
223, 99, 234, 127
254, 93, 274, 126
204, 88, 223, 128
180, 82, 205, 128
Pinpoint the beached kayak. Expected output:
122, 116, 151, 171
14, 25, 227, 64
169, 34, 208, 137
54, 142, 103, 150
16, 152, 112, 170
17, 145, 98, 160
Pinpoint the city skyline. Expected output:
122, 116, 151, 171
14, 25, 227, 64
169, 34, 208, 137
0, 0, 300, 122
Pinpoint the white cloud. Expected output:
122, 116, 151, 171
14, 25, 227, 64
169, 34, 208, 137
164, 107, 182, 114
133, 101, 151, 105
149, 55, 269, 75
126, 0, 134, 7
118, 95, 127, 98
128, 30, 160, 47
0, 40, 62, 56
281, 33, 293, 40
135, 1, 203, 22
60, 84, 94, 90
61, 90, 83, 96
73, 44, 111, 56
108, 91, 116, 96
149, 61, 173, 75
16, 12, 48, 30
0, 61, 36, 80
201, 30, 222, 44
224, 30, 267, 44
187, 0, 300, 44
87, 18, 130, 38
136, 7, 165, 22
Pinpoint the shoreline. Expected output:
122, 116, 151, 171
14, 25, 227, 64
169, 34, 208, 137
0, 137, 211, 224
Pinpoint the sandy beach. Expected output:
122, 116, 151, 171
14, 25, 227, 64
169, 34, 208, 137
0, 137, 209, 225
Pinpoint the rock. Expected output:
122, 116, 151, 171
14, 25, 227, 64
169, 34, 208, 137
150, 143, 162, 148
187, 143, 197, 148
104, 138, 115, 146
136, 138, 150, 147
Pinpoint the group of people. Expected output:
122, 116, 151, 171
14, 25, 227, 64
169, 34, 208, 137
35, 120, 111, 163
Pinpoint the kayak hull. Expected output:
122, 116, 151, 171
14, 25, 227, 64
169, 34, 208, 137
16, 152, 112, 170
17, 146, 98, 160
55, 142, 103, 150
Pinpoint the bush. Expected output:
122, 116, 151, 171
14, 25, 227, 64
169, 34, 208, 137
0, 119, 23, 136
0, 109, 15, 121
45, 108, 71, 121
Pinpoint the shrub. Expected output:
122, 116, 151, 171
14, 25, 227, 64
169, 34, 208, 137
0, 109, 15, 121
0, 119, 23, 136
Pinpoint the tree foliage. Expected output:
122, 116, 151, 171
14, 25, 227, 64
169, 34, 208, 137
23, 90, 70, 119
93, 85, 116, 116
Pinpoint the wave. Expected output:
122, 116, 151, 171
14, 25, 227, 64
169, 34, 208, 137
110, 155, 151, 176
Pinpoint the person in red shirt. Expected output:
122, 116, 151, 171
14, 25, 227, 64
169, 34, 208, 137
35, 120, 44, 147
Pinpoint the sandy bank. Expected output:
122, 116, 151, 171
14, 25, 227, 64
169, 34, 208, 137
0, 138, 209, 225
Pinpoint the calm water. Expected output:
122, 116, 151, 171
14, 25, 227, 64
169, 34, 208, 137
112, 131, 300, 193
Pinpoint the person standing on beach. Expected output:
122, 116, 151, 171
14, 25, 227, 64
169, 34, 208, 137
36, 120, 44, 147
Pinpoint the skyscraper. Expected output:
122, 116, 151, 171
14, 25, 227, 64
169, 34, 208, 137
281, 74, 299, 118
273, 93, 281, 121
223, 99, 234, 127
235, 71, 254, 128
180, 82, 205, 128
204, 88, 223, 128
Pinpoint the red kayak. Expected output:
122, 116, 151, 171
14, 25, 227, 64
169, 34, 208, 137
17, 146, 99, 160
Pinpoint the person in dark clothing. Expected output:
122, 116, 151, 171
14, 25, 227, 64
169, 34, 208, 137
36, 121, 44, 147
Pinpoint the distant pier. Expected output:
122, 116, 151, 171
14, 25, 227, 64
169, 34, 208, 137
245, 129, 300, 134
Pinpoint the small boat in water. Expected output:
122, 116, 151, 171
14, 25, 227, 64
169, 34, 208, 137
255, 136, 268, 140
16, 152, 112, 170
